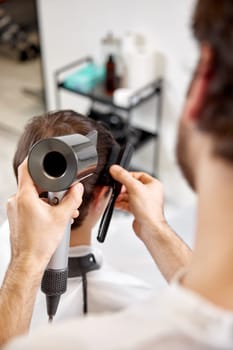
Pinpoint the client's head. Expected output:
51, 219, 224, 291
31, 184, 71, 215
13, 110, 117, 239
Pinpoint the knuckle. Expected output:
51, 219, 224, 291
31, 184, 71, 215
6, 195, 16, 210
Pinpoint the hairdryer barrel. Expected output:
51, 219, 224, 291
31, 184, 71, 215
28, 131, 98, 192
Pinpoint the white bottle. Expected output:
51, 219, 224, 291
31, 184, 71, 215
122, 33, 157, 90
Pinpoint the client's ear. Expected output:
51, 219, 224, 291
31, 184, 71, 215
91, 186, 111, 213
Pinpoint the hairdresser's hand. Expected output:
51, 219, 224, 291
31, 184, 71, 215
110, 165, 192, 282
110, 165, 167, 241
0, 158, 84, 346
7, 158, 84, 271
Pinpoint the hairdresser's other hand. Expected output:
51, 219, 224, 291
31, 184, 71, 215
7, 158, 84, 270
110, 165, 192, 283
110, 165, 167, 241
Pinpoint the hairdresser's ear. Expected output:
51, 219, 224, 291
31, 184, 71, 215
91, 186, 111, 212
183, 43, 213, 123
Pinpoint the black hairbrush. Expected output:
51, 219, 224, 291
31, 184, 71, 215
97, 143, 134, 243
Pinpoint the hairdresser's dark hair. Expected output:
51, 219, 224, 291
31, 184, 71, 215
13, 110, 117, 228
192, 0, 233, 160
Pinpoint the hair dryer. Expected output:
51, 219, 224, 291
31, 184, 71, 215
28, 132, 98, 320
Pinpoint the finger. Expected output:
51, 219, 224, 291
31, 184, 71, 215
115, 193, 129, 203
119, 185, 127, 195
114, 202, 130, 212
59, 183, 84, 215
114, 193, 129, 209
130, 171, 155, 185
17, 158, 38, 197
110, 165, 154, 190
110, 165, 138, 192
6, 195, 16, 214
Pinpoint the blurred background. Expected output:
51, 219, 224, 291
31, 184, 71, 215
0, 0, 198, 288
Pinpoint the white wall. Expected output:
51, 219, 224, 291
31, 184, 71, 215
37, 0, 198, 207
37, 0, 197, 109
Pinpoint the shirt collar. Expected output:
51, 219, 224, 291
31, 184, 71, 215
68, 245, 103, 266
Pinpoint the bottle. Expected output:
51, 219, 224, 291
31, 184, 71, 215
105, 54, 116, 95
101, 32, 122, 77
122, 33, 157, 89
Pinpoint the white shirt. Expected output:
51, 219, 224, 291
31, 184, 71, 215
5, 279, 233, 350
0, 220, 152, 329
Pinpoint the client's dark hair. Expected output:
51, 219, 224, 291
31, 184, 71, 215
13, 110, 117, 228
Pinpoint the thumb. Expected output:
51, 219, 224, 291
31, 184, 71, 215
59, 183, 84, 215
110, 165, 137, 192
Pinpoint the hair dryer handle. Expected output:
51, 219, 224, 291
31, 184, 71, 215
41, 191, 71, 316
47, 191, 71, 271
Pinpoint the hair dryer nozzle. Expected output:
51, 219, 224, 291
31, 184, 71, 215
28, 132, 98, 192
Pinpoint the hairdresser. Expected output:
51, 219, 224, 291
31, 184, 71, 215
0, 159, 84, 347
